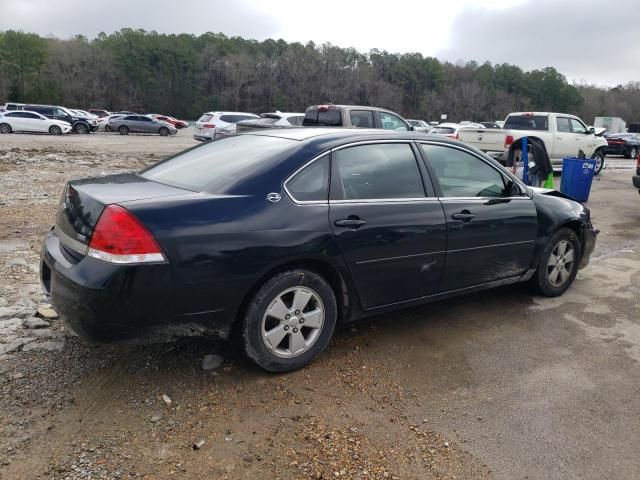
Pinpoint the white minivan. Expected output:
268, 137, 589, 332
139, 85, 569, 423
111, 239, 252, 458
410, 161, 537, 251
194, 111, 259, 142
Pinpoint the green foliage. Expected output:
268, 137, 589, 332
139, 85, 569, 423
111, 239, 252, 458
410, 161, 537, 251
0, 29, 636, 122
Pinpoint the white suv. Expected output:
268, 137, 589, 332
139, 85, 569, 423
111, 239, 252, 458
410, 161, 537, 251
194, 111, 259, 142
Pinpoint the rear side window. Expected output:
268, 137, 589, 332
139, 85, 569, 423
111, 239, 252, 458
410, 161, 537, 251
287, 115, 304, 126
504, 115, 549, 131
220, 115, 235, 123
349, 110, 375, 128
142, 135, 296, 193
123, 116, 136, 121
335, 144, 424, 200
286, 155, 330, 202
198, 114, 213, 123
234, 115, 257, 122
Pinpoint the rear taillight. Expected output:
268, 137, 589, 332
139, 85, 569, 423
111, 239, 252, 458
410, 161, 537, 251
505, 135, 514, 148
88, 205, 165, 264
203, 124, 215, 129
447, 133, 459, 140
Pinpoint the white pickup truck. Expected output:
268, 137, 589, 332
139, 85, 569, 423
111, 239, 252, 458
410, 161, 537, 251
458, 112, 609, 174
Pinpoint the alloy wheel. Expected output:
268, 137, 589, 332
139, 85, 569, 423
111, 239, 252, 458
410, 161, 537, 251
261, 286, 324, 358
547, 240, 575, 287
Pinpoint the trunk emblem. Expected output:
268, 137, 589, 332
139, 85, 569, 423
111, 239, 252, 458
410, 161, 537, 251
267, 193, 281, 203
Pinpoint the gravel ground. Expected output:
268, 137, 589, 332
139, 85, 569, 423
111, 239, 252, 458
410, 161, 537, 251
0, 130, 638, 479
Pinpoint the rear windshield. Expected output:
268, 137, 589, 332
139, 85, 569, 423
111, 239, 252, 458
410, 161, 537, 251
141, 135, 295, 193
303, 107, 342, 127
198, 114, 213, 123
504, 115, 549, 131
429, 127, 455, 134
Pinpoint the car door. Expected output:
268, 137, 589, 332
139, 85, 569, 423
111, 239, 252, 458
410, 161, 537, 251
22, 112, 47, 132
138, 116, 155, 133
553, 116, 579, 158
419, 142, 538, 292
569, 118, 594, 155
328, 142, 447, 309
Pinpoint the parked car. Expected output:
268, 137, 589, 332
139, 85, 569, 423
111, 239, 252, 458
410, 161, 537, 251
236, 112, 305, 133
457, 112, 609, 175
0, 110, 72, 135
303, 105, 413, 131
3, 102, 26, 111
41, 128, 597, 372
604, 133, 640, 158
150, 114, 188, 129
108, 115, 177, 136
100, 114, 125, 131
193, 112, 259, 141
428, 122, 478, 139
87, 109, 111, 118
21, 104, 98, 134
406, 119, 431, 132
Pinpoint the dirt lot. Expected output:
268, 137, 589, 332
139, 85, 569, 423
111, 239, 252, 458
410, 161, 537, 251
0, 130, 639, 480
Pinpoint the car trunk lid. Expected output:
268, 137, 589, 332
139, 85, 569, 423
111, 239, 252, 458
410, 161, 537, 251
55, 173, 192, 256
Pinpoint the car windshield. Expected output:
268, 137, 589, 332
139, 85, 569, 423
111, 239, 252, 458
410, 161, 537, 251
141, 135, 296, 193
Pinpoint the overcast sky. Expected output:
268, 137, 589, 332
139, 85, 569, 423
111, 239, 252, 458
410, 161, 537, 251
1, 0, 638, 86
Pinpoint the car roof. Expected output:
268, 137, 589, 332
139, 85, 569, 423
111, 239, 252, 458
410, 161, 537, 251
306, 105, 399, 113
239, 127, 463, 145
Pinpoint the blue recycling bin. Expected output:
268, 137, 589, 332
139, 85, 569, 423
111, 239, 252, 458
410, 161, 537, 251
559, 157, 596, 202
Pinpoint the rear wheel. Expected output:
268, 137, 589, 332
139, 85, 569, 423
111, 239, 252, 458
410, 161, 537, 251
533, 228, 581, 297
49, 125, 62, 135
592, 150, 605, 176
74, 123, 89, 134
241, 269, 337, 372
118, 125, 129, 135
159, 126, 169, 136
0, 123, 11, 134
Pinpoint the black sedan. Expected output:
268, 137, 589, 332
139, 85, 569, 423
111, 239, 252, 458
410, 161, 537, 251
605, 133, 640, 158
41, 129, 597, 372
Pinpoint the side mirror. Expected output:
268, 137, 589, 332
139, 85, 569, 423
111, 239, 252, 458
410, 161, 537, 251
504, 179, 521, 196
588, 127, 595, 134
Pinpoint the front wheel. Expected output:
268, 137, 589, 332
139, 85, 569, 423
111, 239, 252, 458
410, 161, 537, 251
532, 228, 581, 297
118, 125, 129, 135
49, 125, 62, 135
592, 151, 605, 176
0, 123, 12, 134
105, 125, 112, 132
241, 269, 337, 372
74, 123, 89, 134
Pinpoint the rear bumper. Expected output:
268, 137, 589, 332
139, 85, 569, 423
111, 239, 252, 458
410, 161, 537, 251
40, 229, 234, 343
193, 134, 212, 142
633, 175, 640, 190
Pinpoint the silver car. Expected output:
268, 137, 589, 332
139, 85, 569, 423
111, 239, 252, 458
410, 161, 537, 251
109, 115, 177, 136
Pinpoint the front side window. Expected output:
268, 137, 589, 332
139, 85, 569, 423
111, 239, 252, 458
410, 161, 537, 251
556, 117, 571, 133
23, 112, 40, 119
421, 144, 506, 198
349, 110, 375, 128
570, 118, 587, 134
379, 112, 409, 131
335, 144, 424, 200
286, 155, 330, 202
287, 115, 304, 126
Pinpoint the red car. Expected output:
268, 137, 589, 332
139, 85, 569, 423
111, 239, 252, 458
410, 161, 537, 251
152, 115, 188, 129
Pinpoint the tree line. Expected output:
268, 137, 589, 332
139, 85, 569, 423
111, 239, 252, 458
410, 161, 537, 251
0, 29, 638, 123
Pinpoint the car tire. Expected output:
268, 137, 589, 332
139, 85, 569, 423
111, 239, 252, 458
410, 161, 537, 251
74, 123, 89, 134
159, 127, 169, 137
0, 123, 12, 134
629, 147, 638, 160
533, 227, 582, 297
49, 125, 62, 135
105, 125, 112, 132
592, 150, 605, 176
241, 269, 337, 372
118, 125, 129, 135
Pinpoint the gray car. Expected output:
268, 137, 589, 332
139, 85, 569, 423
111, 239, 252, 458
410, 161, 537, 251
108, 115, 177, 136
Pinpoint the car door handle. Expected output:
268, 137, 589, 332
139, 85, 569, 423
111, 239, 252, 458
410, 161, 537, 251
451, 211, 475, 222
335, 218, 367, 228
